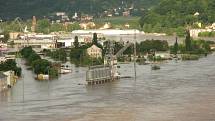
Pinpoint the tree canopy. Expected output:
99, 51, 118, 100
139, 0, 215, 35
0, 0, 158, 20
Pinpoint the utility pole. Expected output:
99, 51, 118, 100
105, 40, 115, 81
134, 29, 137, 81
47, 66, 50, 99
22, 74, 25, 103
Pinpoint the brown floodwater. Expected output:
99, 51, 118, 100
1, 54, 215, 121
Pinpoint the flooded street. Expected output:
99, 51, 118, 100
1, 54, 215, 121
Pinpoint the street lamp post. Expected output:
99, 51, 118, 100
46, 66, 50, 99
134, 29, 137, 81
22, 74, 24, 103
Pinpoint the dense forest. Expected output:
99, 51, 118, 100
139, 0, 215, 35
0, 0, 158, 20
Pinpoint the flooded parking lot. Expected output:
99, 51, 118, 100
1, 54, 215, 121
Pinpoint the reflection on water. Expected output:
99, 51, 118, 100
1, 54, 215, 121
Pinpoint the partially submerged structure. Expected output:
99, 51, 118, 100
86, 41, 132, 85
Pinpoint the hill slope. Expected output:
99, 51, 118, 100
139, 0, 215, 35
0, 0, 158, 20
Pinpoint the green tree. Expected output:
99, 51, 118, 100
74, 36, 79, 48
36, 19, 50, 34
27, 52, 41, 65
92, 33, 98, 45
49, 23, 64, 32
0, 60, 22, 76
67, 23, 80, 32
20, 46, 34, 58
185, 29, 192, 51
32, 59, 51, 74
49, 67, 59, 79
172, 37, 178, 55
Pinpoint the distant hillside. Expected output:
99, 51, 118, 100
0, 0, 158, 20
139, 0, 215, 35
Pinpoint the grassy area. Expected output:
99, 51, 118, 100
181, 54, 200, 60
198, 31, 215, 37
93, 16, 141, 29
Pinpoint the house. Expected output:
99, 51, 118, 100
123, 11, 130, 17
0, 72, 7, 92
56, 12, 66, 16
9, 32, 22, 40
87, 45, 102, 58
79, 22, 96, 30
0, 35, 4, 39
80, 15, 93, 21
3, 71, 17, 88
210, 44, 215, 50
83, 36, 93, 43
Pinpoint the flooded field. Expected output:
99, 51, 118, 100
1, 54, 215, 121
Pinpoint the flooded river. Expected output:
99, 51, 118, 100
1, 54, 215, 121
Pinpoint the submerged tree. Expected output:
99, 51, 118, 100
173, 36, 179, 55
185, 29, 192, 51
92, 33, 98, 45
74, 36, 79, 48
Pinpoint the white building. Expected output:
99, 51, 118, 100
56, 12, 66, 16
14, 34, 58, 49
189, 29, 209, 38
57, 38, 74, 47
72, 29, 142, 35
87, 45, 102, 58
3, 71, 17, 87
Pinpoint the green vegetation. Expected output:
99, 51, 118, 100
70, 46, 103, 66
20, 46, 41, 65
36, 19, 80, 34
0, 19, 80, 34
43, 49, 67, 62
185, 30, 192, 51
0, 0, 157, 19
169, 30, 213, 60
172, 37, 179, 55
198, 31, 215, 37
74, 36, 79, 48
20, 46, 59, 79
0, 60, 22, 76
137, 40, 169, 53
170, 30, 212, 55
181, 54, 200, 60
70, 34, 103, 66
139, 0, 215, 35
170, 39, 211, 55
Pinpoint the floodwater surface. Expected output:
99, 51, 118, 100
1, 54, 215, 121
